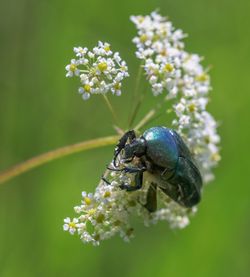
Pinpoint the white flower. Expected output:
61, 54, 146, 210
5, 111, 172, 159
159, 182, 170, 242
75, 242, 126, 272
66, 42, 129, 99
63, 217, 79, 235
74, 47, 88, 58
65, 59, 80, 77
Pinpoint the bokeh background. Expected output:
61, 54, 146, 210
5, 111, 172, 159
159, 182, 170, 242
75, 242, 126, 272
0, 0, 250, 276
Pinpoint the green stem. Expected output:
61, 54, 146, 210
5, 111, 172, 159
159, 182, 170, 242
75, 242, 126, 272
102, 94, 120, 126
128, 63, 143, 128
0, 135, 119, 185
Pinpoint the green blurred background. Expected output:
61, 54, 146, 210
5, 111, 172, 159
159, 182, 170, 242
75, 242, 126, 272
0, 0, 250, 276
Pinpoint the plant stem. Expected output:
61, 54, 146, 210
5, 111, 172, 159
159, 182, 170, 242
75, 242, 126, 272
128, 63, 143, 127
102, 94, 120, 126
134, 109, 156, 131
0, 135, 119, 185
133, 96, 170, 131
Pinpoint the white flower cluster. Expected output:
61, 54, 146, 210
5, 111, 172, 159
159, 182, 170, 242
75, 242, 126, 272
131, 11, 220, 182
63, 167, 196, 245
65, 41, 129, 100
63, 12, 220, 245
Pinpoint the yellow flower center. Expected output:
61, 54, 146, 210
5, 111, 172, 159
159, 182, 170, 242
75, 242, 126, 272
164, 63, 174, 72
69, 222, 76, 228
84, 84, 91, 92
84, 197, 92, 205
188, 103, 196, 112
113, 83, 121, 90
212, 153, 221, 162
138, 16, 144, 23
104, 45, 110, 52
140, 34, 148, 43
196, 74, 208, 82
104, 191, 111, 198
88, 208, 96, 215
98, 62, 108, 72
69, 64, 77, 72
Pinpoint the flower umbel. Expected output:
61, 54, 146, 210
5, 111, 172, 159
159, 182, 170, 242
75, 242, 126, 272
64, 163, 196, 246
131, 11, 220, 182
66, 41, 129, 100
64, 11, 221, 245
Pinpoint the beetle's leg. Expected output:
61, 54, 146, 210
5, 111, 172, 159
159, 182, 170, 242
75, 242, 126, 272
101, 176, 111, 185
120, 169, 145, 191
144, 183, 157, 213
113, 130, 136, 167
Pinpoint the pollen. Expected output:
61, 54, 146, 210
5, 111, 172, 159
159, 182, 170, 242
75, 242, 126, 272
104, 45, 110, 52
196, 73, 208, 82
84, 84, 91, 92
97, 62, 108, 72
188, 103, 196, 112
140, 34, 148, 43
69, 64, 77, 71
138, 16, 144, 23
113, 83, 121, 90
211, 153, 221, 162
88, 208, 96, 215
84, 197, 92, 205
69, 222, 76, 228
104, 191, 111, 198
164, 63, 174, 72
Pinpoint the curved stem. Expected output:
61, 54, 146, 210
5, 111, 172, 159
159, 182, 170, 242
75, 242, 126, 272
0, 135, 119, 185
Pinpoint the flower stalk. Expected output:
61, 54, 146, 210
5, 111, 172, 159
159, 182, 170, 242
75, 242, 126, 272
0, 135, 119, 185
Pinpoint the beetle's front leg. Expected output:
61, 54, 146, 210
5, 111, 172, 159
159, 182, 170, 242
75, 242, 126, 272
113, 130, 136, 166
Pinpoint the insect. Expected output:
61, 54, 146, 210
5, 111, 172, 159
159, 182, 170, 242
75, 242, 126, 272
108, 126, 203, 212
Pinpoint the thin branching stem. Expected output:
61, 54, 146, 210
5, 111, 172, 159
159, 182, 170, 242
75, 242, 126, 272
134, 109, 156, 131
128, 63, 143, 128
102, 94, 120, 126
0, 135, 119, 185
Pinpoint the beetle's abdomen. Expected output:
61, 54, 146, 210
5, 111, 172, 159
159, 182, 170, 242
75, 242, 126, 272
143, 127, 178, 168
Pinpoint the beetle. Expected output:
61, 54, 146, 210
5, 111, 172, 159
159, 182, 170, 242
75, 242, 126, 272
108, 126, 202, 212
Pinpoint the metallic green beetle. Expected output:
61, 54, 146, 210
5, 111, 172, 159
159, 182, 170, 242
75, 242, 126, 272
109, 126, 202, 212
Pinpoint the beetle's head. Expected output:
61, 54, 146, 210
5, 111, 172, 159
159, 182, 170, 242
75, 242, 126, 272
123, 138, 146, 163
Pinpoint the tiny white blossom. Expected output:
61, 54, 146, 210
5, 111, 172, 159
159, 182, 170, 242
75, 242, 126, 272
63, 217, 79, 235
65, 59, 80, 77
